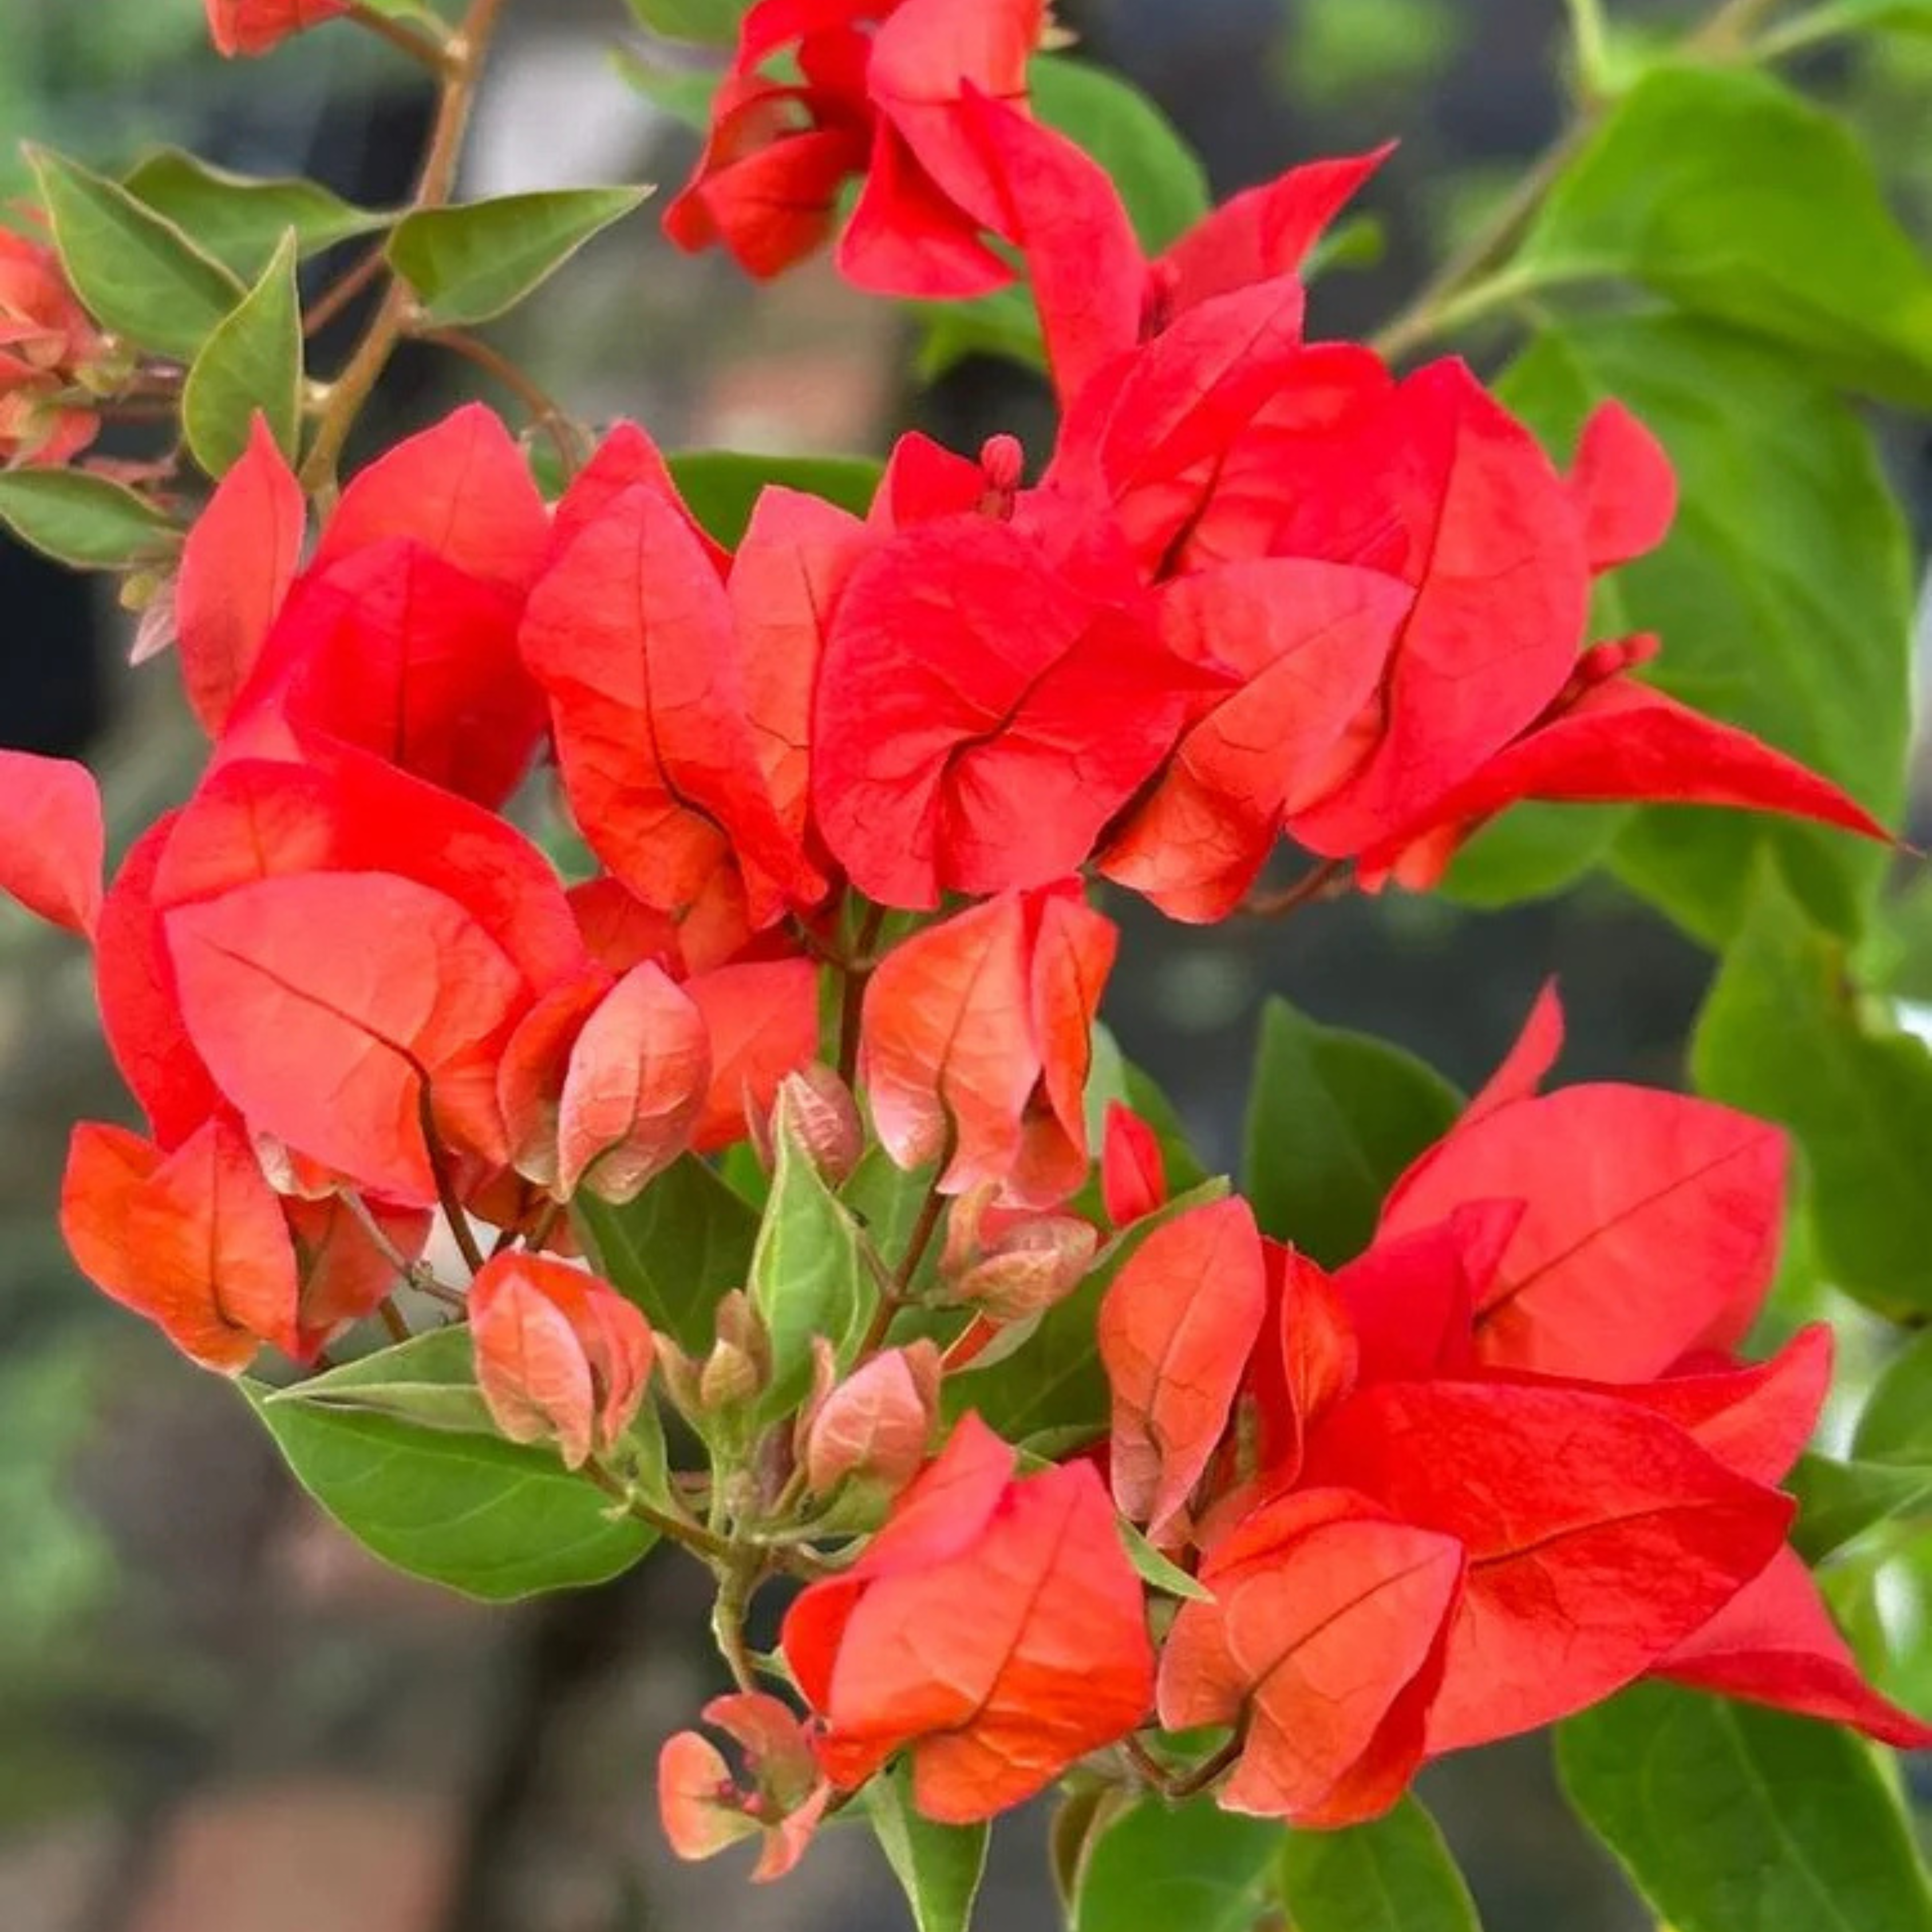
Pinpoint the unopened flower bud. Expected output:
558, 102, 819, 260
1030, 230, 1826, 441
469, 1254, 654, 1470
953, 1215, 1099, 1322
803, 1341, 942, 1499
978, 432, 1025, 517
689, 1289, 773, 1417
772, 1066, 863, 1188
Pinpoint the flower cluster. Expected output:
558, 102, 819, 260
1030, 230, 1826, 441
0, 0, 1921, 1880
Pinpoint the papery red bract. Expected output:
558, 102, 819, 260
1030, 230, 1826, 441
1273, 361, 1593, 856
1099, 1196, 1268, 1534
0, 224, 105, 464
0, 748, 102, 939
1099, 559, 1411, 919
684, 958, 821, 1154
1357, 667, 1892, 892
521, 483, 815, 927
659, 1693, 830, 1882
468, 1252, 654, 1470
205, 0, 347, 56
166, 872, 527, 1205
285, 1192, 429, 1349
1303, 1380, 1792, 1752
1100, 1104, 1167, 1227
173, 417, 306, 736
814, 515, 1204, 907
61, 1116, 299, 1370
1160, 1488, 1462, 1824
782, 1413, 1154, 1823
1463, 979, 1564, 1125
311, 402, 550, 595
555, 963, 710, 1202
1658, 1545, 1932, 1749
860, 883, 1115, 1204
1383, 1084, 1787, 1381
804, 1341, 942, 1499
1567, 401, 1677, 574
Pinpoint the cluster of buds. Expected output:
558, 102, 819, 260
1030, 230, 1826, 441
0, 227, 114, 468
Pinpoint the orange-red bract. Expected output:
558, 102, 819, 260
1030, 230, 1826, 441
468, 1253, 654, 1470
166, 871, 527, 1206
814, 514, 1206, 907
1382, 1082, 1788, 1381
0, 748, 102, 939
1099, 559, 1411, 920
860, 883, 1115, 1205
555, 963, 710, 1202
781, 1412, 1154, 1823
658, 1693, 829, 1882
61, 1116, 300, 1371
1159, 1488, 1462, 1824
1100, 1196, 1268, 1535
1100, 1103, 1167, 1227
1302, 1380, 1793, 1752
204, 0, 347, 56
173, 416, 305, 735
521, 481, 816, 929
684, 958, 821, 1154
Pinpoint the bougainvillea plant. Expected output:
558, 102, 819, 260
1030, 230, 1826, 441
2, 0, 1931, 1925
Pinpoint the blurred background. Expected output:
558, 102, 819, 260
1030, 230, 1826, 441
1, 3, 1929, 1929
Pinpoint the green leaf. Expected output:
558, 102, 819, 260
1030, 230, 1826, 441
0, 469, 176, 571
1075, 1796, 1281, 1932
622, 0, 748, 41
749, 1124, 874, 1413
1520, 64, 1932, 408
667, 451, 884, 547
611, 45, 724, 133
1120, 1520, 1214, 1602
1692, 860, 1932, 1317
865, 1760, 989, 1932
388, 187, 653, 328
1789, 1452, 1932, 1563
1557, 1684, 1932, 1932
945, 1178, 1230, 1445
1775, 0, 1932, 41
1502, 315, 1910, 944
574, 1154, 760, 1354
246, 1361, 653, 1602
183, 228, 302, 476
1243, 997, 1460, 1269
122, 148, 391, 282
264, 1327, 497, 1436
841, 1150, 941, 1290
27, 145, 244, 361
1029, 54, 1211, 252
1855, 1327, 1932, 1463
1436, 801, 1628, 909
1277, 1797, 1482, 1932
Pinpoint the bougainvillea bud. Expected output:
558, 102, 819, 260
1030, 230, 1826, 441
204, 0, 349, 60
468, 1254, 654, 1470
0, 225, 108, 466
951, 1214, 1099, 1322
770, 1065, 865, 1190
802, 1340, 942, 1500
697, 1290, 775, 1417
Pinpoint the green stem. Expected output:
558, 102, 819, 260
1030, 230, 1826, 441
1563, 0, 1614, 101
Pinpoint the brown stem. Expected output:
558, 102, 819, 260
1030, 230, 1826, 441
835, 901, 888, 1087
583, 1461, 735, 1563
1239, 858, 1350, 922
421, 327, 586, 477
1123, 1730, 1243, 1801
417, 1089, 489, 1277
301, 0, 513, 494
303, 243, 390, 338
377, 1297, 412, 1344
343, 0, 455, 72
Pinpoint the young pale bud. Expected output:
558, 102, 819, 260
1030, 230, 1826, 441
469, 1254, 655, 1470
803, 1341, 942, 1500
772, 1066, 864, 1189
694, 1290, 773, 1416
953, 1215, 1099, 1323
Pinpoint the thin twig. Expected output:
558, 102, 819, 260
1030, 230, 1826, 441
343, 0, 455, 74
302, 0, 513, 493
377, 1297, 412, 1345
303, 243, 389, 337
421, 326, 587, 477
583, 1461, 736, 1562
418, 1089, 489, 1277
835, 902, 888, 1088
1239, 858, 1350, 923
